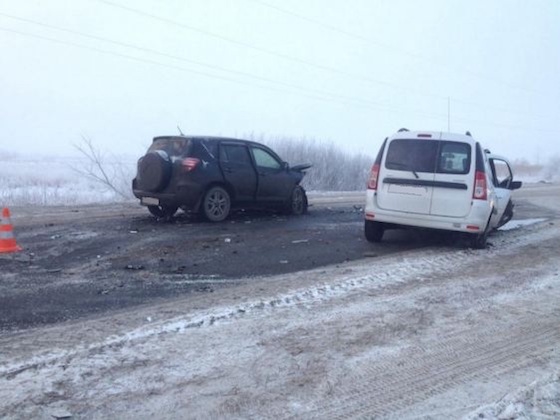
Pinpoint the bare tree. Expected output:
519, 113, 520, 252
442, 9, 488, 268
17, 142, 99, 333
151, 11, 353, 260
253, 134, 374, 191
72, 136, 132, 199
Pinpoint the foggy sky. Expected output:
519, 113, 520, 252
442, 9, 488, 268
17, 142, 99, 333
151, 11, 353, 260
1, 0, 559, 162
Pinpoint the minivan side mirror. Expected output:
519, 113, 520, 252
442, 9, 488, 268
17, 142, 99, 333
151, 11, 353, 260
510, 180, 522, 190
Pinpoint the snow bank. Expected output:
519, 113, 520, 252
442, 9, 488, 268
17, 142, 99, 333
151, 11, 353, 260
464, 372, 560, 419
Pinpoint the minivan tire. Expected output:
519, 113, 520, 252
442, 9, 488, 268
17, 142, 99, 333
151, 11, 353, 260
471, 213, 493, 249
365, 220, 384, 242
202, 186, 231, 222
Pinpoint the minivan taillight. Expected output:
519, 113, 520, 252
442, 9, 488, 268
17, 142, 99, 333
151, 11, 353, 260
473, 170, 487, 200
181, 157, 200, 172
367, 163, 380, 190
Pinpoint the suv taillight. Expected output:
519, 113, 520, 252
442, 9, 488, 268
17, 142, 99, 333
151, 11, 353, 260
181, 157, 200, 172
367, 163, 380, 190
473, 170, 487, 200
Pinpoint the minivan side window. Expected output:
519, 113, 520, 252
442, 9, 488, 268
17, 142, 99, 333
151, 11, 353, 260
490, 158, 513, 188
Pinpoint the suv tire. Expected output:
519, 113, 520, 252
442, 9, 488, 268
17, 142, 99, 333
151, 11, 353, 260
148, 205, 178, 219
286, 186, 308, 215
365, 220, 384, 242
202, 186, 231, 222
138, 151, 172, 192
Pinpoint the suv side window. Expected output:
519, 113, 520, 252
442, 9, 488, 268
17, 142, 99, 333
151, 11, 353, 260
220, 144, 252, 165
252, 148, 282, 170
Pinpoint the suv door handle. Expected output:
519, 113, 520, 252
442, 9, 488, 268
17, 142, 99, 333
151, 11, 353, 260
223, 167, 233, 173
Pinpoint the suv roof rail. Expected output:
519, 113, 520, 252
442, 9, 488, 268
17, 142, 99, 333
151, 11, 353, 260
465, 131, 472, 137
397, 127, 409, 132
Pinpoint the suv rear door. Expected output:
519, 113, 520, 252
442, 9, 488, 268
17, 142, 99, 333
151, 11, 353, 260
219, 142, 257, 202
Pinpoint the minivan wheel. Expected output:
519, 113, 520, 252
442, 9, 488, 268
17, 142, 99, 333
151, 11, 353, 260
471, 214, 492, 249
202, 186, 231, 222
365, 220, 384, 242
148, 205, 178, 218
287, 186, 308, 215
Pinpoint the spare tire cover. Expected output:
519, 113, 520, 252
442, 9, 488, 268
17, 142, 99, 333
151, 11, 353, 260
138, 150, 172, 192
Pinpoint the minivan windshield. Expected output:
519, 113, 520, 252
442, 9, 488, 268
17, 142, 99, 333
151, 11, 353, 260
385, 139, 471, 175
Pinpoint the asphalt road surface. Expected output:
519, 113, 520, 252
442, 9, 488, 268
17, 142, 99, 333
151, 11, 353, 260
1, 187, 557, 331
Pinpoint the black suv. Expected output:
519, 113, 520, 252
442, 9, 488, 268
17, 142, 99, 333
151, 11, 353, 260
132, 136, 311, 221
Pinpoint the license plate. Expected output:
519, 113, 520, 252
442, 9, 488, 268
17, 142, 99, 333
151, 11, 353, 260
388, 184, 428, 196
141, 197, 159, 206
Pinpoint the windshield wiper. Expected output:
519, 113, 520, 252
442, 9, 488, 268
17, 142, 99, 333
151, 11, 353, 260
386, 161, 420, 179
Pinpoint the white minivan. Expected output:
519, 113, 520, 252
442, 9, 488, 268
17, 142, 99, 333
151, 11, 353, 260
364, 129, 522, 248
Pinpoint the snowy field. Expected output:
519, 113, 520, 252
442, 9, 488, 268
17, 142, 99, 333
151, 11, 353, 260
0, 153, 137, 206
0, 152, 558, 207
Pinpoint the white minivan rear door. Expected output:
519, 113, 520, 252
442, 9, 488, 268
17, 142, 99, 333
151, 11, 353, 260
430, 140, 474, 218
377, 138, 438, 215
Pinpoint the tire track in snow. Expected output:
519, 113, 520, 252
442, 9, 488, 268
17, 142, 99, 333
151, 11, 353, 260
295, 318, 559, 419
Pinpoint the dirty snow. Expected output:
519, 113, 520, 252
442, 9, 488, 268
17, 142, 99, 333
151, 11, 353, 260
464, 372, 560, 419
499, 218, 547, 231
1, 212, 559, 419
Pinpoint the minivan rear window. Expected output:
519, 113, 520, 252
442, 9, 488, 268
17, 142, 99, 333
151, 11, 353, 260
385, 139, 471, 175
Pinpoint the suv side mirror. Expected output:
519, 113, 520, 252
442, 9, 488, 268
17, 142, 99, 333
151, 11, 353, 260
510, 180, 522, 190
282, 161, 289, 171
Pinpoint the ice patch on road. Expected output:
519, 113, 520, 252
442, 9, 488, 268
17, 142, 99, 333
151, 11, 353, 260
499, 218, 547, 231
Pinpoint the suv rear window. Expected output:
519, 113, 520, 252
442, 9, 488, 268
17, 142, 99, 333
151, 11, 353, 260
149, 138, 192, 156
386, 139, 471, 175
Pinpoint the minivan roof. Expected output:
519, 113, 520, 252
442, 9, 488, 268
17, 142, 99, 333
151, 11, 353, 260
390, 131, 477, 144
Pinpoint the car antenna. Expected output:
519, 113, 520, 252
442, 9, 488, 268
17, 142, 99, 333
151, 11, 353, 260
177, 125, 185, 136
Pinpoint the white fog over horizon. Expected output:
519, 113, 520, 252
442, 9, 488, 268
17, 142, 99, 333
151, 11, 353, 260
1, 0, 559, 162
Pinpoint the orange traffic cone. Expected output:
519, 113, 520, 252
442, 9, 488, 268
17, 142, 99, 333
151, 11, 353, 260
0, 208, 22, 253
